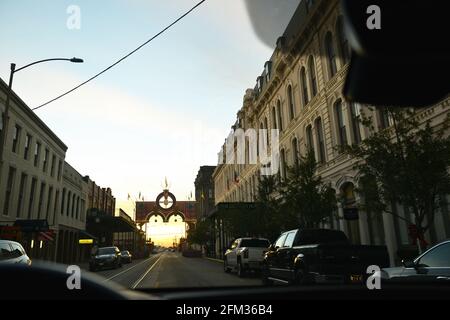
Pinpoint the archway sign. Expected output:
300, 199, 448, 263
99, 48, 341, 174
135, 188, 197, 229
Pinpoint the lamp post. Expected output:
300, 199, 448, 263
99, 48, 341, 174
0, 57, 83, 184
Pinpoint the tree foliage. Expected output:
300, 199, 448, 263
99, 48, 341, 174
343, 107, 450, 250
279, 150, 337, 228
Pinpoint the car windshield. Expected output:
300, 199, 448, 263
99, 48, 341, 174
97, 248, 116, 255
0, 0, 449, 296
240, 240, 270, 248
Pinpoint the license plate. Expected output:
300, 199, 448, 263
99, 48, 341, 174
350, 275, 363, 282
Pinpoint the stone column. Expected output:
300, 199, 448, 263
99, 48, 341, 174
337, 203, 348, 236
382, 211, 398, 267
356, 195, 370, 245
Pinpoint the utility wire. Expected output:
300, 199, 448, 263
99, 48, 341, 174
32, 0, 207, 111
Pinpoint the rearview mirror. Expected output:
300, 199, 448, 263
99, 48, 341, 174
342, 0, 450, 107
268, 244, 276, 251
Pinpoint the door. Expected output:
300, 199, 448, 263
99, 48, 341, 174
225, 240, 239, 267
268, 233, 288, 279
276, 231, 297, 281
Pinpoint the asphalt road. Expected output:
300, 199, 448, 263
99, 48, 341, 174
85, 252, 261, 289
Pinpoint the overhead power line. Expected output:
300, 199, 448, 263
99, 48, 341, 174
32, 0, 207, 111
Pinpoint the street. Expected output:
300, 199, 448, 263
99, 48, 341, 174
84, 252, 261, 289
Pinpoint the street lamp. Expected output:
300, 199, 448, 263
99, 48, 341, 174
0, 57, 83, 182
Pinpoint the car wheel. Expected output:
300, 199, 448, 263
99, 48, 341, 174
237, 261, 246, 278
224, 258, 231, 273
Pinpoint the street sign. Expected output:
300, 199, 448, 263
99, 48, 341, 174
79, 239, 94, 244
14, 219, 49, 232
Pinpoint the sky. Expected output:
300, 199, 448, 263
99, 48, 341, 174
0, 0, 295, 243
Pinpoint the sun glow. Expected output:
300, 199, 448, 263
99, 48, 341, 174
145, 214, 186, 246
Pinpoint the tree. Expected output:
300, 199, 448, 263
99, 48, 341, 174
254, 174, 285, 241
187, 219, 211, 246
343, 107, 450, 252
280, 150, 337, 228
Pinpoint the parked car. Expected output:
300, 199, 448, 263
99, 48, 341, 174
89, 246, 122, 271
121, 251, 132, 264
0, 240, 31, 266
262, 229, 390, 285
381, 240, 450, 283
224, 238, 270, 277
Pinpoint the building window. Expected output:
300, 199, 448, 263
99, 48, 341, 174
28, 178, 37, 219
277, 100, 283, 131
61, 188, 66, 215
50, 155, 56, 177
71, 193, 76, 218
335, 100, 348, 146
272, 107, 277, 130
57, 160, 63, 180
325, 32, 338, 78
75, 196, 80, 220
16, 173, 28, 218
12, 125, 21, 153
264, 117, 269, 143
287, 85, 295, 120
280, 149, 287, 180
378, 107, 394, 129
37, 182, 46, 219
46, 186, 53, 221
53, 190, 60, 225
3, 167, 16, 216
34, 142, 41, 167
66, 191, 71, 216
336, 16, 351, 66
308, 56, 318, 97
300, 67, 309, 107
292, 138, 299, 166
43, 149, 49, 173
350, 103, 362, 144
306, 125, 314, 154
315, 117, 326, 163
24, 134, 32, 160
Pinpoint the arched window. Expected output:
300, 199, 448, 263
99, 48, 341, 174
292, 137, 299, 166
277, 100, 283, 131
315, 117, 326, 163
335, 100, 348, 146
308, 56, 318, 97
264, 116, 269, 144
306, 125, 314, 155
300, 67, 309, 107
336, 16, 351, 65
280, 149, 287, 180
272, 107, 277, 130
287, 85, 295, 120
325, 32, 337, 78
349, 103, 362, 144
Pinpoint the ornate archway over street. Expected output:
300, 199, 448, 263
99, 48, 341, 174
135, 188, 197, 239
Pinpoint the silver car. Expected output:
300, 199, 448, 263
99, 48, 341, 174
0, 240, 32, 266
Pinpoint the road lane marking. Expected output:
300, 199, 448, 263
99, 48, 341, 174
103, 255, 157, 282
131, 255, 163, 289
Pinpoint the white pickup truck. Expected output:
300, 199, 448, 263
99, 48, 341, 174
224, 238, 270, 277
